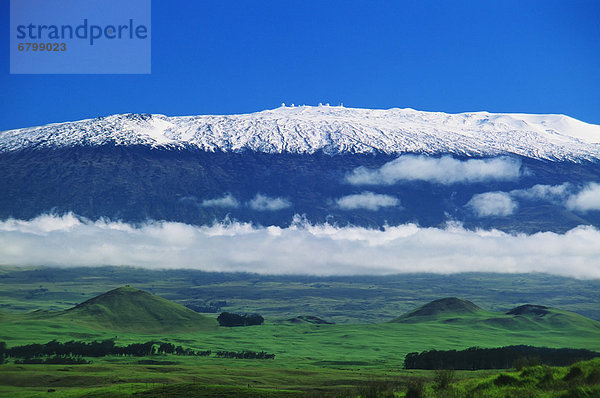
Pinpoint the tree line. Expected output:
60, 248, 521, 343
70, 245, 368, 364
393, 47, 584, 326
15, 356, 90, 365
215, 350, 275, 359
0, 340, 273, 362
155, 342, 210, 356
404, 345, 600, 370
2, 340, 159, 358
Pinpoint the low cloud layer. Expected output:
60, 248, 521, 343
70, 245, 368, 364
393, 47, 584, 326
467, 192, 518, 217
248, 194, 291, 211
1, 214, 599, 279
345, 155, 521, 185
336, 192, 400, 211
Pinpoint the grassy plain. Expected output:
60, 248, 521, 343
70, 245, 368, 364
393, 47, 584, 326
1, 267, 600, 396
1, 266, 599, 322
1, 356, 599, 397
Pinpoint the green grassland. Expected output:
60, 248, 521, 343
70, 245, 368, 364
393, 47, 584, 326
1, 268, 600, 396
1, 266, 599, 323
1, 355, 599, 397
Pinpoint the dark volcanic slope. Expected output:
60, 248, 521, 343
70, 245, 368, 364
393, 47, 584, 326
1, 146, 599, 232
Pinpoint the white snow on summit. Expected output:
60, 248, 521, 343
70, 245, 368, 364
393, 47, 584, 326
1, 105, 600, 161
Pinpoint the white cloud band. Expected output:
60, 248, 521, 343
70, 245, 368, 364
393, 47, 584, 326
1, 214, 599, 279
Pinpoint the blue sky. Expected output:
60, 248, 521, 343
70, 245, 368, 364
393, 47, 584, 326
1, 0, 599, 130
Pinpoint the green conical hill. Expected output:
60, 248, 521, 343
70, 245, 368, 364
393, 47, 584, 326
59, 286, 218, 333
499, 304, 600, 331
390, 298, 600, 333
391, 297, 483, 323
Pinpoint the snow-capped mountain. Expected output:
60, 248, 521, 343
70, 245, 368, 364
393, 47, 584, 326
2, 105, 600, 161
1, 106, 599, 232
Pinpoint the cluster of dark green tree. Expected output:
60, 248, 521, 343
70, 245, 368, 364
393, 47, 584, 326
156, 342, 210, 356
215, 350, 275, 359
404, 345, 600, 370
0, 340, 210, 359
15, 356, 90, 365
217, 312, 264, 327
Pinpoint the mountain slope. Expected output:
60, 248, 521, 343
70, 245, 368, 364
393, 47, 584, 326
58, 286, 218, 333
1, 106, 599, 232
1, 147, 599, 231
2, 106, 600, 161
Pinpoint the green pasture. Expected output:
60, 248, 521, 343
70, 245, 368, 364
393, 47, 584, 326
1, 267, 599, 323
1, 267, 600, 396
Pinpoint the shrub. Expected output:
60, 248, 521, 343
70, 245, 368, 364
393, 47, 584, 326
356, 378, 396, 398
586, 368, 600, 384
535, 365, 562, 391
564, 366, 584, 382
494, 373, 520, 386
434, 368, 455, 390
514, 356, 540, 371
520, 365, 541, 378
405, 379, 425, 398
559, 387, 591, 398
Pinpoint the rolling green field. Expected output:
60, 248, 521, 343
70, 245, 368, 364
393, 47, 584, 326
1, 266, 599, 322
3, 359, 600, 397
1, 267, 600, 397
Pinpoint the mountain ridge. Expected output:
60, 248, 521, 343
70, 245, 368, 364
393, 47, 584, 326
2, 105, 600, 161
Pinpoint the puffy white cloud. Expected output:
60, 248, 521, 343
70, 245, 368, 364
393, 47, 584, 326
566, 183, 600, 212
248, 194, 291, 211
336, 192, 400, 211
510, 183, 571, 204
466, 192, 518, 217
345, 155, 521, 185
468, 182, 600, 217
1, 214, 600, 279
200, 194, 240, 208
